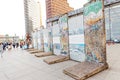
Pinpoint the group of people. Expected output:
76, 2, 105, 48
0, 42, 19, 58
0, 40, 32, 58
2, 42, 19, 50
20, 41, 32, 50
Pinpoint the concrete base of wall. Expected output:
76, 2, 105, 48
29, 50, 43, 54
63, 61, 108, 80
27, 48, 36, 51
35, 52, 52, 57
43, 55, 69, 64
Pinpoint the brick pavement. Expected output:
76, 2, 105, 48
0, 44, 120, 80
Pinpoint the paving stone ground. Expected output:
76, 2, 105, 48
0, 44, 120, 80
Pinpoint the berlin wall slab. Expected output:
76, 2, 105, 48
32, 31, 38, 50
63, 61, 108, 80
52, 23, 61, 56
43, 14, 69, 64
84, 0, 106, 63
63, 0, 108, 80
37, 29, 44, 51
43, 29, 53, 53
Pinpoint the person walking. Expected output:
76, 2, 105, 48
2, 42, 6, 51
20, 41, 23, 49
12, 42, 16, 48
0, 42, 4, 58
16, 42, 19, 48
8, 43, 12, 51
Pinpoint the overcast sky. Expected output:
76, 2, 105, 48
0, 0, 88, 39
0, 0, 25, 38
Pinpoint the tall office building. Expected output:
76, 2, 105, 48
24, 0, 42, 35
24, 0, 30, 35
46, 0, 74, 19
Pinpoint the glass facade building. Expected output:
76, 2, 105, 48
105, 3, 120, 41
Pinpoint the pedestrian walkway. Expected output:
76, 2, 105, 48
0, 44, 120, 80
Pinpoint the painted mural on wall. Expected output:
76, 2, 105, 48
43, 28, 52, 52
31, 32, 34, 48
37, 31, 40, 49
37, 30, 44, 51
52, 22, 61, 55
69, 15, 86, 62
34, 31, 38, 49
48, 27, 53, 52
32, 32, 37, 49
84, 0, 106, 63
40, 29, 44, 51
59, 14, 69, 56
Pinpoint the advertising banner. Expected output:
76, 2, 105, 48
69, 15, 86, 62
52, 23, 61, 55
84, 0, 106, 63
59, 14, 69, 56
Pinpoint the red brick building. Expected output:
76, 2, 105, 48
46, 0, 74, 19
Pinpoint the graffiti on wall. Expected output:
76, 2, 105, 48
35, 31, 38, 49
52, 23, 61, 55
48, 27, 53, 52
84, 0, 106, 63
32, 32, 37, 49
40, 29, 44, 51
59, 14, 69, 56
37, 31, 41, 50
37, 30, 44, 51
46, 22, 53, 52
43, 29, 48, 52
43, 29, 52, 52
69, 16, 86, 62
